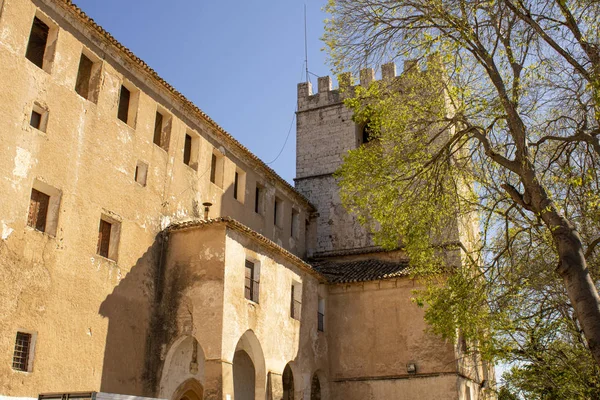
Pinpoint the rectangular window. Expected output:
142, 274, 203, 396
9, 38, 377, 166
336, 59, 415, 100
274, 197, 283, 227
183, 134, 192, 166
30, 110, 42, 129
153, 111, 163, 146
255, 184, 264, 215
318, 297, 325, 332
117, 85, 130, 123
97, 216, 121, 261
244, 259, 259, 303
210, 153, 217, 183
75, 52, 100, 102
75, 53, 93, 98
291, 281, 302, 320
291, 209, 299, 238
12, 332, 32, 372
135, 160, 148, 187
234, 171, 239, 200
152, 109, 170, 151
97, 219, 111, 258
25, 17, 49, 69
27, 188, 50, 232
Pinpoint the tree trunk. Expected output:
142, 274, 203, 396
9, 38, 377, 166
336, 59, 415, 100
553, 224, 600, 366
524, 171, 600, 366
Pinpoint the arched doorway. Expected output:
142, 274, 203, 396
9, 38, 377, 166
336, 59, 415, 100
282, 364, 294, 400
310, 374, 321, 400
172, 379, 204, 400
232, 330, 266, 400
233, 350, 255, 400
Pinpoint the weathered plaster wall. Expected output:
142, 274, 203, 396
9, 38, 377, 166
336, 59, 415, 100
0, 0, 312, 397
222, 227, 329, 400
326, 278, 459, 399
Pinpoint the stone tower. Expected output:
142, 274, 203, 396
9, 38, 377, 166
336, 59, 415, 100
295, 64, 403, 257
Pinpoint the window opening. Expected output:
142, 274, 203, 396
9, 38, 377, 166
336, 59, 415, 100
153, 111, 163, 147
291, 282, 302, 320
117, 85, 130, 123
318, 298, 325, 332
30, 110, 42, 130
97, 219, 111, 258
183, 134, 192, 166
12, 332, 32, 372
75, 54, 93, 98
244, 259, 259, 303
28, 188, 50, 232
25, 17, 49, 69
210, 153, 217, 183
234, 171, 239, 200
291, 209, 299, 238
255, 184, 264, 215
274, 197, 283, 227
135, 161, 148, 187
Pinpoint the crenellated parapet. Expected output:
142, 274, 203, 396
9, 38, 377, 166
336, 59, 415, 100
297, 57, 443, 112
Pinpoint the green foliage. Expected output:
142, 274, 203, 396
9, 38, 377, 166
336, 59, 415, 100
326, 0, 600, 396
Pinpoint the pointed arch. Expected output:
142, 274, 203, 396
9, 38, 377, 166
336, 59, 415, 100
159, 335, 206, 399
172, 378, 203, 400
232, 330, 266, 400
282, 363, 295, 400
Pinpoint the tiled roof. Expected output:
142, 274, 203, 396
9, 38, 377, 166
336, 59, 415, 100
309, 259, 410, 283
167, 217, 324, 281
55, 1, 314, 211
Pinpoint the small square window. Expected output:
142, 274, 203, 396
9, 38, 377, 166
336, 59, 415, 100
244, 259, 260, 303
12, 331, 35, 372
97, 215, 121, 261
134, 160, 148, 187
29, 103, 48, 132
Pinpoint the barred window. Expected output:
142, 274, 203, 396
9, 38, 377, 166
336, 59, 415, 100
12, 332, 32, 372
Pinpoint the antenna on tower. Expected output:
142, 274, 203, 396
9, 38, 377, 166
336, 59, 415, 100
304, 4, 309, 83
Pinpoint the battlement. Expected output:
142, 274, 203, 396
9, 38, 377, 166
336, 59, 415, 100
297, 56, 442, 112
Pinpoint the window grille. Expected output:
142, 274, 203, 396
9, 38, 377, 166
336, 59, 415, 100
12, 332, 32, 371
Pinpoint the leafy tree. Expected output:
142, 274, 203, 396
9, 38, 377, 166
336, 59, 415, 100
324, 0, 600, 376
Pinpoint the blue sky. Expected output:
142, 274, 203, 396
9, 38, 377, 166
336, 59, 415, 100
74, 0, 331, 184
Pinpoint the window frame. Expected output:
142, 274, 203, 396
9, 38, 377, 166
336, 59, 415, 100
25, 13, 57, 73
74, 48, 101, 103
244, 259, 260, 303
291, 281, 302, 320
26, 180, 61, 236
96, 214, 121, 261
12, 330, 37, 373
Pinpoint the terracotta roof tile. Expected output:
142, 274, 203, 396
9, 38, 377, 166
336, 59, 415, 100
309, 259, 410, 283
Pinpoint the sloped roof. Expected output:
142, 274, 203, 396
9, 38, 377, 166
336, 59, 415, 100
309, 259, 410, 284
168, 217, 324, 281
